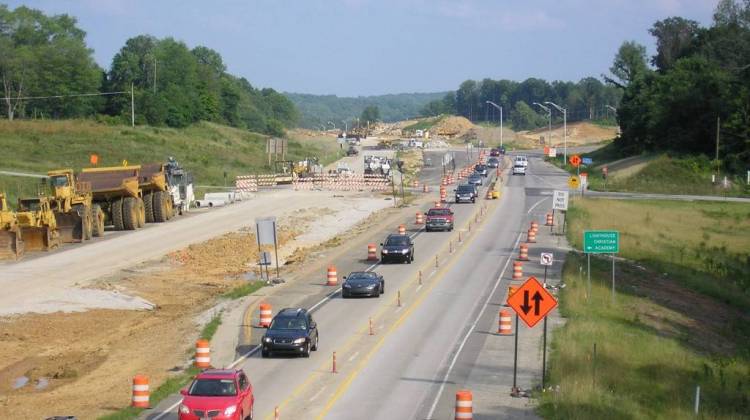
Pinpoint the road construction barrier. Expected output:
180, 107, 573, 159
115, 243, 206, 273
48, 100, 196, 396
455, 390, 473, 419
546, 213, 554, 226
131, 375, 150, 408
195, 339, 211, 369
486, 189, 493, 199
434, 201, 442, 208
332, 352, 338, 373
367, 243, 378, 261
235, 175, 259, 193
512, 261, 523, 280
327, 265, 338, 286
259, 303, 273, 327
398, 224, 406, 235
508, 285, 518, 299
416, 212, 424, 224
423, 184, 430, 193
412, 180, 419, 188
274, 406, 280, 420
531, 221, 539, 233
440, 186, 447, 202
527, 229, 537, 243
441, 177, 448, 186
518, 244, 529, 261
293, 174, 390, 192
498, 310, 512, 335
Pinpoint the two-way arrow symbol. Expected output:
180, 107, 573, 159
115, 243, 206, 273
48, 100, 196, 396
520, 290, 545, 315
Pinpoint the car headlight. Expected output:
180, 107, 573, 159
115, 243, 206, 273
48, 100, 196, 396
224, 405, 237, 417
343, 283, 351, 288
179, 403, 190, 414
293, 338, 306, 344
401, 249, 409, 254
263, 337, 272, 343
382, 249, 389, 254
366, 284, 376, 289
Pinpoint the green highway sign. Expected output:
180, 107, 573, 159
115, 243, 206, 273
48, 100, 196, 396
583, 230, 619, 253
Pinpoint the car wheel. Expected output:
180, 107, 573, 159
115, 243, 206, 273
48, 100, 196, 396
380, 284, 384, 294
312, 335, 318, 351
472, 198, 476, 203
342, 291, 349, 299
302, 342, 311, 358
261, 349, 270, 358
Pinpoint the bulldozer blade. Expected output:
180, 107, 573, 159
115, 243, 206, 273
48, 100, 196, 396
54, 212, 83, 243
20, 227, 58, 252
0, 230, 23, 260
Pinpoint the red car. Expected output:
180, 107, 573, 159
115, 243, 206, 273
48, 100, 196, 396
179, 369, 254, 420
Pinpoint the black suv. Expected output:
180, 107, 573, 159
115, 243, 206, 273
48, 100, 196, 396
261, 308, 319, 358
380, 234, 414, 263
455, 184, 476, 203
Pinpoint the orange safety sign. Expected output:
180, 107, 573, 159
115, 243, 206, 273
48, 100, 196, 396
90, 154, 99, 165
506, 276, 557, 328
569, 155, 581, 167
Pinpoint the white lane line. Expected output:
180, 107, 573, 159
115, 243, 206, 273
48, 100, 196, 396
416, 285, 423, 292
425, 196, 548, 419
348, 351, 360, 362
309, 385, 328, 402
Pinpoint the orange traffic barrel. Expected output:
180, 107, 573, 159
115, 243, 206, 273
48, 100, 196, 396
434, 201, 442, 208
327, 265, 338, 286
527, 229, 537, 243
512, 261, 523, 279
367, 243, 378, 261
131, 375, 149, 408
195, 339, 211, 368
416, 212, 424, 224
398, 224, 406, 235
486, 189, 492, 199
455, 390, 473, 419
259, 302, 273, 327
531, 221, 539, 233
423, 184, 430, 193
518, 244, 529, 261
546, 213, 553, 226
412, 180, 419, 188
498, 310, 512, 335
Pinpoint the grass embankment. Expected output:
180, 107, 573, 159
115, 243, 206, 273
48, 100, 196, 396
0, 120, 343, 206
539, 199, 750, 419
403, 115, 445, 132
547, 143, 749, 197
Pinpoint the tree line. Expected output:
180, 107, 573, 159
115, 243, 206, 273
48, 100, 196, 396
421, 77, 621, 130
0, 5, 297, 135
609, 0, 750, 173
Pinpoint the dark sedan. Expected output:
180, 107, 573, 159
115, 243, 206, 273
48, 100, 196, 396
474, 164, 488, 177
468, 173, 483, 186
342, 271, 384, 298
487, 157, 500, 168
380, 234, 414, 263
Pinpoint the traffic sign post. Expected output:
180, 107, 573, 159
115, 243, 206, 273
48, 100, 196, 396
507, 276, 558, 393
552, 190, 569, 235
583, 230, 620, 303
541, 252, 553, 286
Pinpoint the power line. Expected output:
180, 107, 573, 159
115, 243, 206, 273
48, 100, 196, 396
0, 91, 128, 101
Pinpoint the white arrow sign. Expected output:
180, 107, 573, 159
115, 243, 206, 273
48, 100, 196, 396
540, 252, 554, 266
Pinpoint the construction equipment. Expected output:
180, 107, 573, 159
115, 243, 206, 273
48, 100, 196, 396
164, 157, 195, 214
294, 157, 321, 178
139, 163, 173, 223
79, 166, 145, 231
16, 195, 60, 251
46, 169, 102, 241
0, 192, 24, 259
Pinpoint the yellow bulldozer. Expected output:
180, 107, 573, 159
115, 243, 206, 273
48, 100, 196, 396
16, 195, 60, 251
0, 192, 24, 259
47, 169, 104, 242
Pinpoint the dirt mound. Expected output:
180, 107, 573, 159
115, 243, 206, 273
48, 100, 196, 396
434, 116, 474, 138
519, 121, 618, 147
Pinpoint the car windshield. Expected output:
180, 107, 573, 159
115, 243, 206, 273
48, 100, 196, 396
188, 378, 237, 397
349, 272, 376, 280
269, 317, 308, 330
515, 164, 525, 168
428, 209, 451, 215
386, 236, 409, 246
457, 186, 473, 192
489, 158, 498, 163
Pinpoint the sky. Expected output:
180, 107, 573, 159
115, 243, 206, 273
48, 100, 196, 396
8, 0, 718, 96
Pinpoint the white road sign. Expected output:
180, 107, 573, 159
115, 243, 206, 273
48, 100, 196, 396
541, 252, 554, 266
548, 147, 556, 158
553, 190, 569, 210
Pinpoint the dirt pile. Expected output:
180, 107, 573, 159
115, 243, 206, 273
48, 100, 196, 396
434, 116, 474, 138
518, 121, 618, 147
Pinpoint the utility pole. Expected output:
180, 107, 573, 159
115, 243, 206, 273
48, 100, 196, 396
130, 83, 135, 127
533, 102, 552, 148
716, 116, 721, 178
546, 102, 568, 163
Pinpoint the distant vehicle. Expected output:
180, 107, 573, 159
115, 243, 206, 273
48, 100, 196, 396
346, 145, 359, 156
179, 369, 254, 420
261, 308, 319, 358
512, 164, 527, 176
490, 148, 501, 157
425, 207, 454, 231
342, 271, 384, 298
474, 164, 488, 177
468, 173, 483, 186
514, 155, 528, 167
380, 234, 414, 263
455, 184, 477, 203
499, 146, 506, 155
487, 157, 500, 168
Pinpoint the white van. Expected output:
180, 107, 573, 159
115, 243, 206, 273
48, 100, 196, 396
514, 155, 528, 167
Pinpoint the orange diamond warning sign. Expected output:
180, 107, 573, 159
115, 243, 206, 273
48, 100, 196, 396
506, 276, 557, 328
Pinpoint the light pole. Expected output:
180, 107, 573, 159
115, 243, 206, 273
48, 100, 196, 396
545, 102, 567, 163
327, 121, 335, 130
485, 100, 503, 148
533, 102, 552, 153
605, 105, 619, 136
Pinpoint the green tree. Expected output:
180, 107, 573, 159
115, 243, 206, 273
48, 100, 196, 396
360, 105, 380, 123
510, 101, 547, 130
649, 17, 701, 72
606, 41, 650, 88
